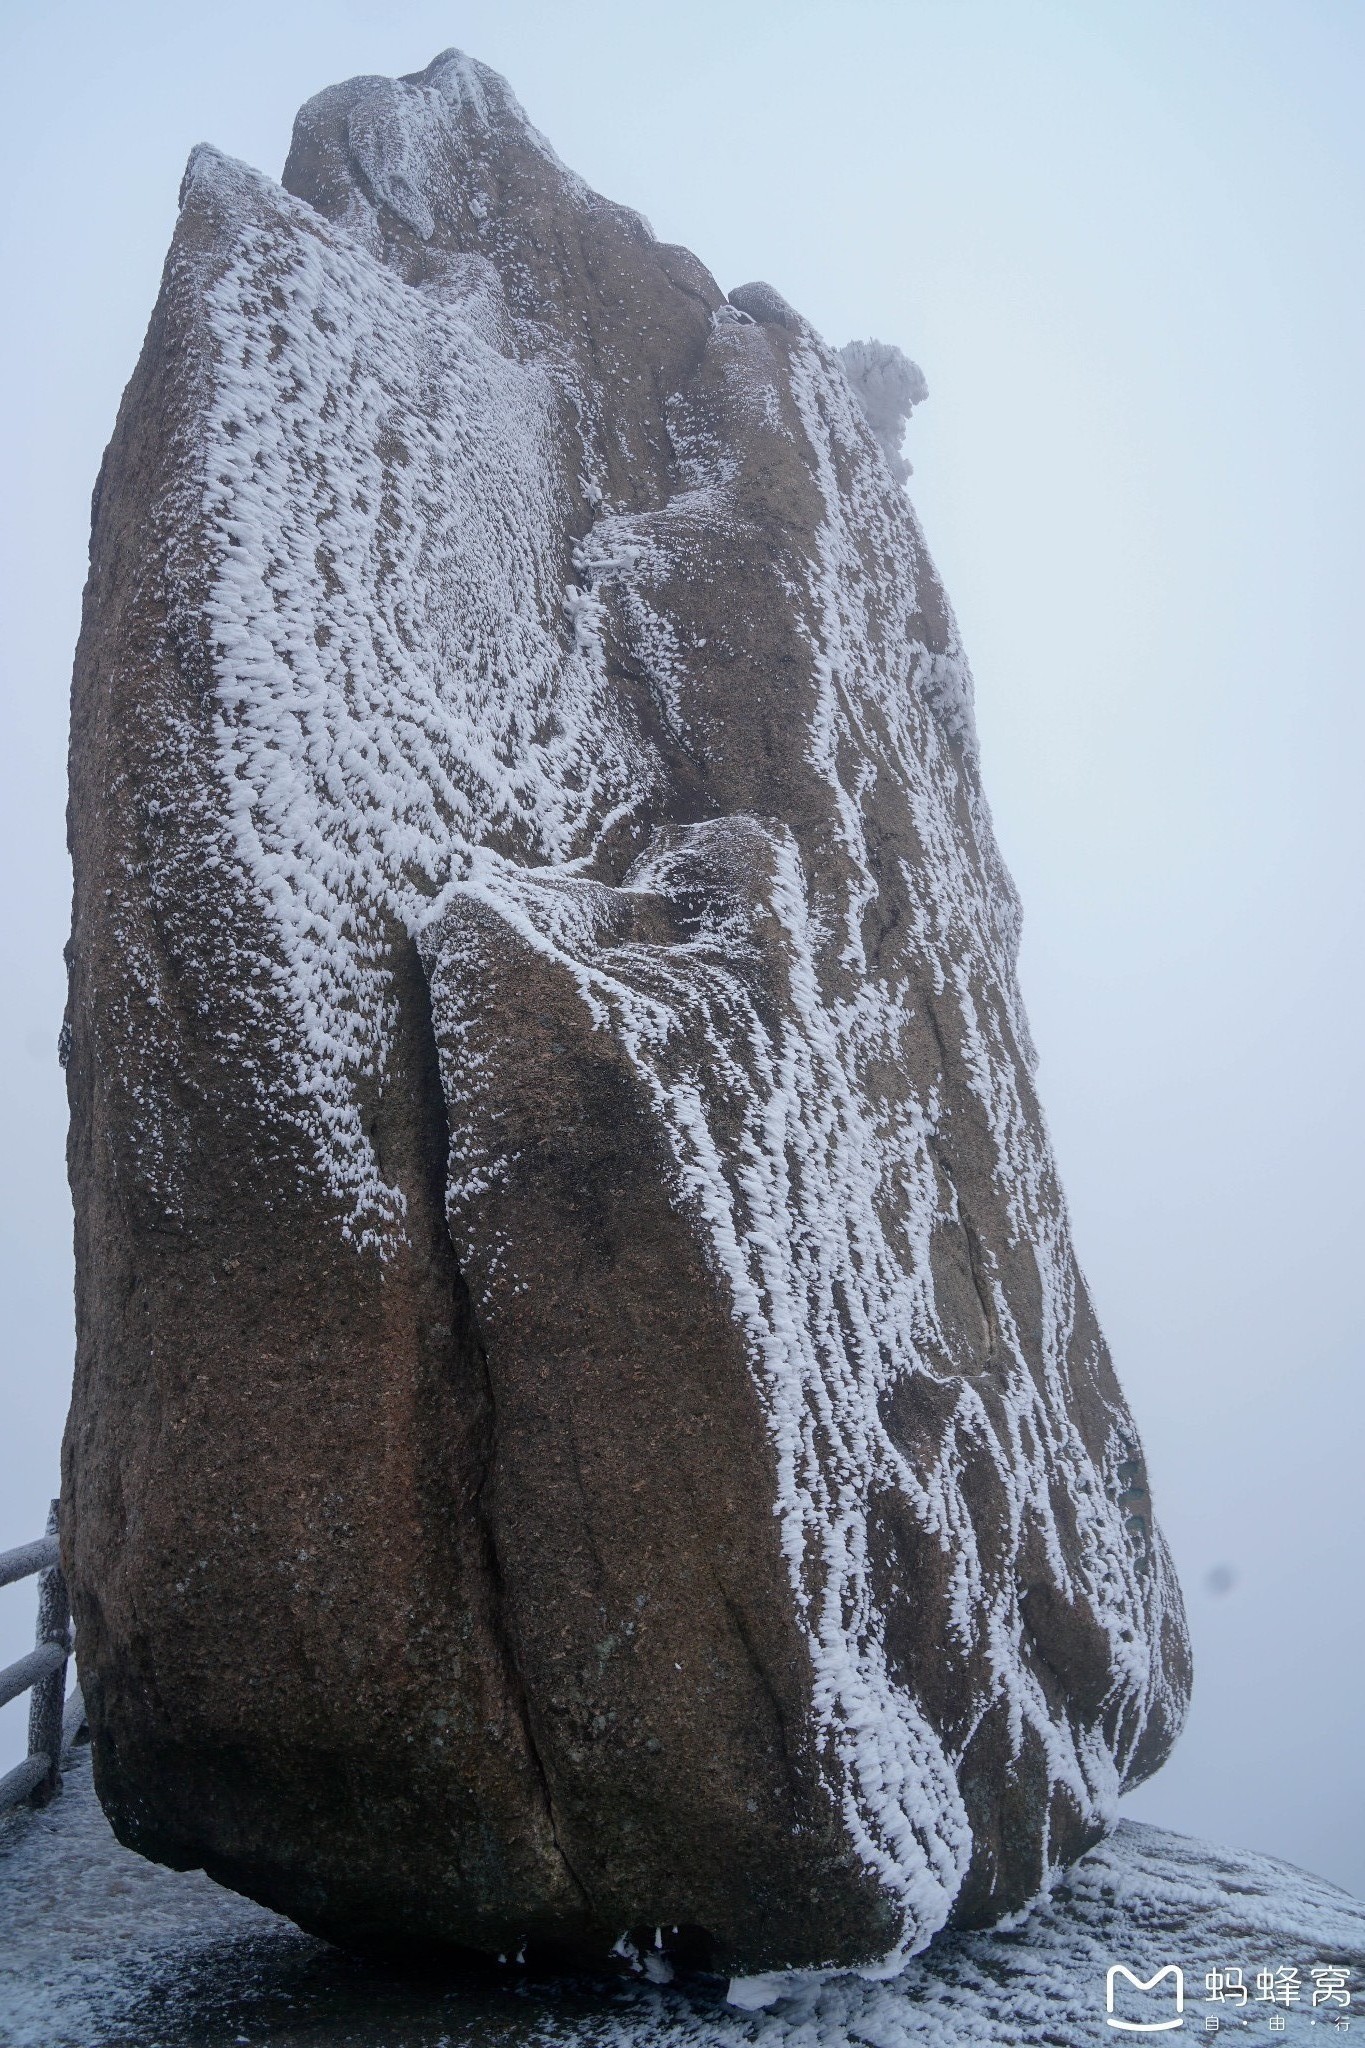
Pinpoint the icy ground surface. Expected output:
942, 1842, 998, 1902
2, 1751, 1361, 2047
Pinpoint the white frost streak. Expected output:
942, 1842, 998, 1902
432, 824, 974, 1948
199, 184, 651, 1244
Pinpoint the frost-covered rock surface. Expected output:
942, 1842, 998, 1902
4, 1753, 1364, 2047
62, 50, 1189, 1972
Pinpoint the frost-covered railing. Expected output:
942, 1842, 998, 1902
0, 1500, 85, 1814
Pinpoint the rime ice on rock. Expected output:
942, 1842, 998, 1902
838, 337, 929, 483
62, 47, 1190, 1975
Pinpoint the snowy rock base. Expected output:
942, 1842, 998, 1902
2, 1753, 1362, 2047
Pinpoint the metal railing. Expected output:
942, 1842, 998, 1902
0, 1499, 85, 1814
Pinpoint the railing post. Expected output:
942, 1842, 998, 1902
25, 1498, 70, 1805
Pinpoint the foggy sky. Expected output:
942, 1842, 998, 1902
1, 0, 1360, 1897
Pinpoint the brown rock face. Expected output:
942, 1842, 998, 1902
61, 51, 1189, 1973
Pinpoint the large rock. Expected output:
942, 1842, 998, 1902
61, 51, 1190, 1973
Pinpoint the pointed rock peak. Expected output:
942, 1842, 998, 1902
281, 48, 595, 252
399, 48, 566, 164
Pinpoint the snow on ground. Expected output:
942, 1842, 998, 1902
2, 1749, 1361, 2046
